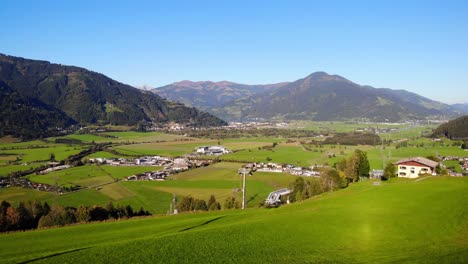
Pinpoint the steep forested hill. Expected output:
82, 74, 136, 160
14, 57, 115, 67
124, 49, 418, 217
431, 115, 468, 139
0, 54, 226, 138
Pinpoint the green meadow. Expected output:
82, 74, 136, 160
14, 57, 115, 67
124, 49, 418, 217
0, 145, 86, 163
55, 131, 189, 143
1, 162, 296, 214
0, 177, 466, 264
111, 138, 274, 157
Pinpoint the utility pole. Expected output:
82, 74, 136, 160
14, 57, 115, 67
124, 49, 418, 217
238, 168, 251, 210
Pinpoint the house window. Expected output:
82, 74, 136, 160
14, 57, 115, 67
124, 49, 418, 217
421, 168, 428, 172
400, 166, 406, 170
399, 172, 406, 176
410, 170, 415, 174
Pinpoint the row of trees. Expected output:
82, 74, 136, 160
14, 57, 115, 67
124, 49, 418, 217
0, 200, 150, 232
289, 167, 349, 203
335, 149, 370, 182
172, 128, 320, 140
177, 195, 222, 212
288, 149, 372, 204
323, 132, 382, 146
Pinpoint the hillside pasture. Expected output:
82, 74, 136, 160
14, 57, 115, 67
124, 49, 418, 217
27, 165, 114, 188
0, 177, 465, 264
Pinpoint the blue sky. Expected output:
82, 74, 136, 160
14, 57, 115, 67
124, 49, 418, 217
1, 0, 467, 103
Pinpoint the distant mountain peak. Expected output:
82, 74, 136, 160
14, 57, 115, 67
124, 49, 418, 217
304, 71, 351, 83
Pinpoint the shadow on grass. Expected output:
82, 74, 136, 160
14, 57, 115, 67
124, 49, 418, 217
18, 247, 92, 264
247, 193, 259, 204
179, 216, 225, 232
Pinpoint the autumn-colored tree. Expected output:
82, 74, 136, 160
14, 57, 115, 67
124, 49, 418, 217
177, 196, 194, 212
320, 168, 343, 192
76, 205, 91, 223
6, 207, 21, 230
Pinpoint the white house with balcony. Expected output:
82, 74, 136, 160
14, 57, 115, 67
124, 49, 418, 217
395, 157, 439, 178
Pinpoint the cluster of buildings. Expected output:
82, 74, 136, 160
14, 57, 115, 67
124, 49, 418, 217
224, 122, 289, 130
88, 155, 215, 181
38, 164, 71, 175
125, 158, 213, 181
87, 156, 172, 167
245, 162, 322, 177
194, 146, 230, 155
0, 177, 64, 193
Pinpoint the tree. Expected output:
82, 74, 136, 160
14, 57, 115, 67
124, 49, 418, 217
37, 206, 76, 228
105, 202, 117, 219
125, 205, 134, 217
290, 177, 306, 202
383, 163, 396, 180
207, 195, 221, 211
89, 206, 109, 221
49, 153, 56, 162
209, 201, 221, 211
177, 196, 194, 212
17, 202, 34, 229
193, 199, 208, 211
224, 197, 240, 209
320, 168, 343, 192
338, 149, 370, 182
76, 205, 91, 222
355, 150, 370, 180
6, 207, 21, 230
208, 195, 217, 208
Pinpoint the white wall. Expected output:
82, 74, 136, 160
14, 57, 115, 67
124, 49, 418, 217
397, 165, 432, 178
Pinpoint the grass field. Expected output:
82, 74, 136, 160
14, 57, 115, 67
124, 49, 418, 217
100, 165, 162, 179
0, 177, 465, 264
1, 162, 296, 215
51, 131, 190, 144
113, 140, 215, 157
28, 165, 114, 188
0, 163, 47, 177
113, 138, 281, 158
0, 145, 85, 163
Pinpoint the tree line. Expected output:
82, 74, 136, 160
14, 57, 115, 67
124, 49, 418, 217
323, 132, 381, 145
288, 149, 373, 204
0, 200, 150, 233
177, 195, 222, 212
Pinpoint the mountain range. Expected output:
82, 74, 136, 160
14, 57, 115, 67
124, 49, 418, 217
152, 72, 464, 122
0, 54, 226, 139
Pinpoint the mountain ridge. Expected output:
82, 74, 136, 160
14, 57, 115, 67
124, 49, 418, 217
152, 72, 460, 122
0, 54, 226, 139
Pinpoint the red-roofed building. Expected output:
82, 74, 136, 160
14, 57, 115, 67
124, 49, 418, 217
395, 157, 439, 178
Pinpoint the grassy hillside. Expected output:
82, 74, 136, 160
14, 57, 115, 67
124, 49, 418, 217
0, 177, 466, 263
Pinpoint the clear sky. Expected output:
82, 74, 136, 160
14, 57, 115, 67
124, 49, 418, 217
1, 0, 467, 103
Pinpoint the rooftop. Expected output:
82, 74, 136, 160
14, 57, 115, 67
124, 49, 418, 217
395, 157, 439, 168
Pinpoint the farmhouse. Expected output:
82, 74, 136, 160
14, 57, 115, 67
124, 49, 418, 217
395, 157, 439, 178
